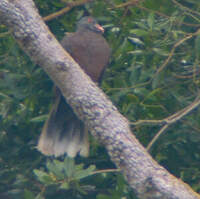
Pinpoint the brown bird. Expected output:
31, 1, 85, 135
37, 17, 111, 157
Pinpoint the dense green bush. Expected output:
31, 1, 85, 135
0, 0, 200, 198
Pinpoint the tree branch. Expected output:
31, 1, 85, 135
131, 95, 200, 151
0, 0, 199, 198
43, 0, 93, 22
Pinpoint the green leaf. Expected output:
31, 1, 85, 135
29, 114, 48, 122
152, 73, 163, 89
0, 92, 11, 99
128, 65, 141, 83
195, 34, 200, 58
60, 182, 69, 190
127, 50, 144, 55
97, 194, 110, 199
46, 160, 64, 180
147, 12, 155, 30
33, 169, 55, 185
128, 37, 144, 46
152, 48, 169, 56
74, 165, 96, 180
126, 94, 139, 104
35, 193, 45, 199
63, 157, 75, 178
24, 189, 35, 199
129, 29, 149, 37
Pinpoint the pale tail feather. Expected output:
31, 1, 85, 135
37, 90, 89, 157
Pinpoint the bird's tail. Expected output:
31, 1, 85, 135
37, 89, 89, 157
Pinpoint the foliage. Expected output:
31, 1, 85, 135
0, 0, 200, 198
32, 157, 96, 198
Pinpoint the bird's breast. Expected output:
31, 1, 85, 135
66, 32, 110, 82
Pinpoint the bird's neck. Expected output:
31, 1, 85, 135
77, 28, 102, 35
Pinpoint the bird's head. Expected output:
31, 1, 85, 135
77, 17, 104, 34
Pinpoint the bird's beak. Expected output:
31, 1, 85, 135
95, 24, 104, 33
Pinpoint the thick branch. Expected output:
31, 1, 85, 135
0, 1, 199, 199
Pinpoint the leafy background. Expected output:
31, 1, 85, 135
0, 0, 200, 198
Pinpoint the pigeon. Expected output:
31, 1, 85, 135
37, 17, 111, 157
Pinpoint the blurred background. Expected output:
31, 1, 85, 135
0, 0, 200, 198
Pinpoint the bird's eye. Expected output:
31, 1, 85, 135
87, 18, 93, 23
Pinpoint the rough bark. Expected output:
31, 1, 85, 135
0, 0, 199, 199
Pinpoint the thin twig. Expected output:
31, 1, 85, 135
132, 95, 200, 127
147, 124, 169, 151
91, 168, 121, 175
165, 96, 200, 124
113, 0, 142, 9
137, 5, 200, 27
154, 29, 200, 77
0, 30, 11, 37
131, 119, 165, 126
134, 96, 200, 151
112, 0, 200, 27
171, 0, 200, 17
43, 0, 93, 22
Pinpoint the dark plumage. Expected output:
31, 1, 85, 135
37, 17, 111, 157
